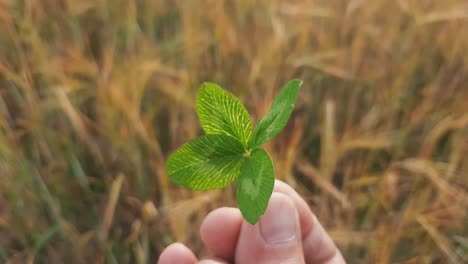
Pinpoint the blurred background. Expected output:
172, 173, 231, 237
0, 0, 467, 263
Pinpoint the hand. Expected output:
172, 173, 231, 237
158, 180, 346, 264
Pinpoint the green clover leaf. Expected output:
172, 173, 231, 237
237, 149, 275, 224
167, 135, 245, 190
166, 80, 302, 224
251, 79, 302, 149
197, 82, 253, 148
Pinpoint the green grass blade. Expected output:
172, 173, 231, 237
197, 82, 253, 148
34, 224, 60, 253
251, 80, 302, 149
237, 149, 275, 224
167, 135, 245, 190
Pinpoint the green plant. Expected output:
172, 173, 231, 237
166, 80, 302, 224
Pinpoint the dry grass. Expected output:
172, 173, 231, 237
0, 0, 467, 263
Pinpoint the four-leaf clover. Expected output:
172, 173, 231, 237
166, 80, 302, 224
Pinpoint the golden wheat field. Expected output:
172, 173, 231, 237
0, 0, 467, 263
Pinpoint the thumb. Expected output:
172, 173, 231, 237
235, 192, 305, 264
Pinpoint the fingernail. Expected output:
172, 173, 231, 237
259, 193, 298, 244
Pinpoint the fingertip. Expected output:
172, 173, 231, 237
274, 180, 345, 263
200, 207, 243, 261
274, 179, 315, 235
158, 243, 197, 264
259, 192, 300, 245
235, 192, 305, 263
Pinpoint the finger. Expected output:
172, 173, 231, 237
274, 180, 315, 237
158, 242, 198, 264
200, 207, 243, 262
274, 180, 346, 263
235, 192, 305, 264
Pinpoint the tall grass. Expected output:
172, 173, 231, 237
0, 0, 467, 263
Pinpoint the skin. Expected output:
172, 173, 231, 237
159, 180, 346, 264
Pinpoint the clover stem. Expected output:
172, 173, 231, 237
244, 149, 251, 158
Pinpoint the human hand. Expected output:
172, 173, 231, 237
158, 180, 346, 263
